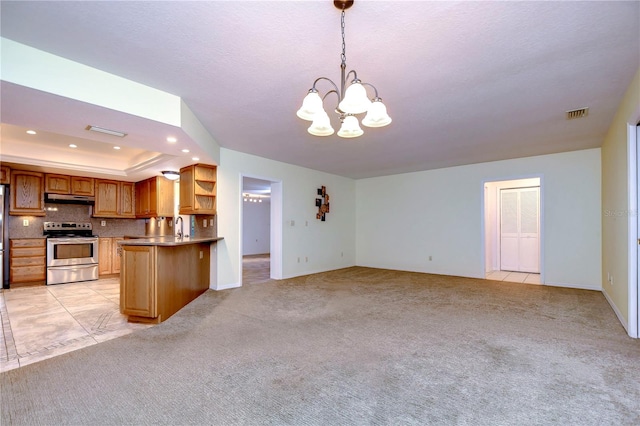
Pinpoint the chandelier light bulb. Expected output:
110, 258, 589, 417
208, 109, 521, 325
362, 100, 392, 128
338, 81, 372, 114
337, 115, 364, 138
308, 110, 335, 136
297, 91, 323, 121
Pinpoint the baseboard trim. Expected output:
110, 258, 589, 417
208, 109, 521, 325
213, 282, 241, 291
543, 281, 601, 291
601, 288, 629, 334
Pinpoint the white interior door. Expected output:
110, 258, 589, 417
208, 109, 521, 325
500, 187, 540, 273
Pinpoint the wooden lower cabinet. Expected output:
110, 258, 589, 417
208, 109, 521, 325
120, 243, 210, 323
98, 237, 124, 276
10, 239, 46, 284
120, 245, 156, 318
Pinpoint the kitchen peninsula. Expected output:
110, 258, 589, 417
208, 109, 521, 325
119, 236, 223, 323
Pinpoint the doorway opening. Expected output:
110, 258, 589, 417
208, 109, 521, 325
484, 177, 543, 285
241, 176, 281, 284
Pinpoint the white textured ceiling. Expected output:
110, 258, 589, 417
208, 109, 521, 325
1, 1, 638, 180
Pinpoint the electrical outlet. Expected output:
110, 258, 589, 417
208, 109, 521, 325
209, 218, 213, 226
341, 251, 344, 257
290, 220, 295, 227
429, 256, 432, 261
305, 256, 308, 263
23, 219, 29, 227
297, 257, 300, 263
101, 220, 106, 227
203, 219, 207, 228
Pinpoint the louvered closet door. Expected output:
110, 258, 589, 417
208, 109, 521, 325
500, 187, 540, 273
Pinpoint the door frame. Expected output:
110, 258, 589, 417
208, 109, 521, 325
482, 176, 544, 281
627, 122, 639, 338
239, 174, 283, 284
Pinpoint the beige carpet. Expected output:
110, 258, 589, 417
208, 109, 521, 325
1, 267, 639, 425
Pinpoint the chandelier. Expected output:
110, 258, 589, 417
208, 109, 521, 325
296, 0, 391, 138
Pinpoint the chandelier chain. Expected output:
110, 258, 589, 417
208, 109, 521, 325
340, 10, 346, 66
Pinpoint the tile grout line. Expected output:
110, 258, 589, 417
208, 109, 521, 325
0, 291, 19, 362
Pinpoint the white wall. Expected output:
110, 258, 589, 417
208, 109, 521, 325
242, 199, 271, 255
601, 66, 640, 333
356, 149, 602, 290
216, 148, 356, 289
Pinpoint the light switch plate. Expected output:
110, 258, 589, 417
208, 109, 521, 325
23, 219, 29, 226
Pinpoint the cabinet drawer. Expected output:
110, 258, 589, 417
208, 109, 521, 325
10, 239, 46, 249
10, 256, 45, 267
10, 266, 46, 283
11, 247, 46, 258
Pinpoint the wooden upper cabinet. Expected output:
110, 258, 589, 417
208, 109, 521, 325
71, 176, 95, 196
94, 179, 135, 218
179, 164, 216, 215
94, 180, 120, 217
120, 182, 135, 217
135, 176, 174, 218
0, 166, 10, 185
45, 174, 71, 194
10, 170, 45, 216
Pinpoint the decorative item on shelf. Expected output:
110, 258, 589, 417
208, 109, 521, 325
296, 0, 391, 138
316, 186, 330, 221
161, 171, 180, 181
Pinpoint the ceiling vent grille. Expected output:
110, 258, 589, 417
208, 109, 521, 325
566, 108, 589, 120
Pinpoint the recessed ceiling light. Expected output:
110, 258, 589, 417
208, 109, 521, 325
167, 137, 177, 143
69, 144, 78, 148
26, 130, 37, 135
113, 146, 121, 150
86, 125, 127, 138
181, 149, 190, 153
191, 157, 200, 161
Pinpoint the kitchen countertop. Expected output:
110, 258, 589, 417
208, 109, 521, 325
118, 236, 223, 247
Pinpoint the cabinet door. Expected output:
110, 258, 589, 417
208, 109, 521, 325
135, 179, 151, 217
120, 182, 136, 218
0, 166, 9, 185
94, 180, 119, 217
71, 176, 95, 196
45, 174, 71, 194
120, 245, 156, 318
157, 177, 175, 217
10, 171, 45, 216
98, 237, 113, 275
112, 238, 124, 274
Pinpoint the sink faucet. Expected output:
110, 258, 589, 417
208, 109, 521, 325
175, 216, 184, 239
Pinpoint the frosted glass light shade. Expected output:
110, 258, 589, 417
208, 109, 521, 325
338, 82, 371, 114
362, 100, 392, 128
308, 111, 334, 136
337, 115, 364, 138
297, 91, 323, 121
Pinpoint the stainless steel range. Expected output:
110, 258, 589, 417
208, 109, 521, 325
44, 222, 99, 285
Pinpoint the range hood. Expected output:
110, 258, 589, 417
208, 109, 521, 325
45, 193, 95, 205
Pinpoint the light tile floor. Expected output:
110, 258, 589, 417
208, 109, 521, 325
485, 270, 541, 285
0, 278, 152, 372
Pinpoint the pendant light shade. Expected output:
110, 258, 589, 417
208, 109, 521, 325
308, 110, 335, 136
162, 171, 180, 181
337, 115, 364, 138
338, 82, 371, 114
362, 99, 392, 128
297, 91, 323, 121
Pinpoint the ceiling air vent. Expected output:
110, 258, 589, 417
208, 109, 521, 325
566, 108, 589, 120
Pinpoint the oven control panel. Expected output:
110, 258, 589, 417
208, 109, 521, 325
44, 222, 93, 231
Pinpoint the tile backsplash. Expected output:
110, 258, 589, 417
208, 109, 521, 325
8, 203, 145, 239
8, 203, 216, 239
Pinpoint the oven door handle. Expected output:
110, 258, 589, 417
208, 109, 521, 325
48, 238, 97, 244
48, 264, 97, 270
